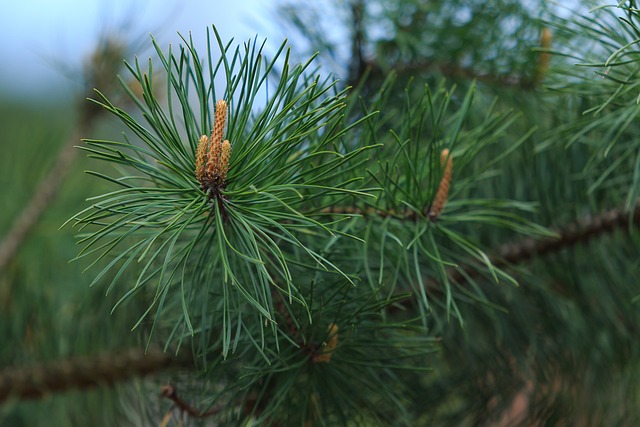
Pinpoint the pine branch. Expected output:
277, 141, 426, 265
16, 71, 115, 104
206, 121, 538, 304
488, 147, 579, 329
452, 200, 640, 283
160, 384, 221, 419
321, 205, 425, 220
371, 200, 640, 312
347, 0, 366, 88
329, 199, 640, 278
0, 33, 140, 273
364, 58, 537, 89
0, 347, 192, 403
0, 126, 86, 272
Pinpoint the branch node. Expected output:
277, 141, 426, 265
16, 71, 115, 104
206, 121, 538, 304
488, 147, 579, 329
312, 323, 339, 363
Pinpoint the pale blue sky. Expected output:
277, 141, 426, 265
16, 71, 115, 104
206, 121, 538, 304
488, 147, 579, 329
0, 0, 281, 98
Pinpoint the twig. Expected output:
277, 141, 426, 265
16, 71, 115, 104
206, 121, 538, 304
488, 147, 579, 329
0, 132, 76, 271
364, 58, 536, 90
0, 347, 191, 403
347, 0, 366, 88
320, 205, 425, 220
325, 200, 640, 279
273, 289, 303, 345
0, 33, 135, 273
450, 200, 640, 284
160, 384, 221, 419
324, 201, 640, 299
0, 111, 97, 273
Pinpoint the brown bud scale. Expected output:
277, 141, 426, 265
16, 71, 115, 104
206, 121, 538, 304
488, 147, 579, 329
429, 149, 453, 220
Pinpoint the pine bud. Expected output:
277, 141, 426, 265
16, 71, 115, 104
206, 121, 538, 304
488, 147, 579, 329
219, 140, 232, 182
205, 137, 222, 183
195, 135, 209, 183
211, 100, 227, 148
429, 149, 453, 220
195, 100, 232, 192
535, 28, 552, 84
313, 323, 339, 363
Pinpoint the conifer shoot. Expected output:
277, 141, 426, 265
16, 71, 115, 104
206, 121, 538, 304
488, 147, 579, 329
195, 100, 231, 195
429, 148, 453, 220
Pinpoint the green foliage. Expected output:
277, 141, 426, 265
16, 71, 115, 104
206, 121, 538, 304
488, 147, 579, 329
62, 18, 557, 423
548, 2, 640, 208
0, 101, 143, 426
4, 0, 640, 425
67, 29, 381, 358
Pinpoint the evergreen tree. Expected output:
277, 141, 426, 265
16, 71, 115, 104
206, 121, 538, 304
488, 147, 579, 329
2, 1, 640, 425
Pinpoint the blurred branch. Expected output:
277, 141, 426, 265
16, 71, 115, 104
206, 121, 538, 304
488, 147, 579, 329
160, 384, 221, 419
0, 347, 192, 403
0, 35, 137, 273
452, 199, 640, 284
324, 198, 640, 264
347, 0, 366, 88
377, 200, 640, 310
0, 124, 90, 272
364, 58, 537, 89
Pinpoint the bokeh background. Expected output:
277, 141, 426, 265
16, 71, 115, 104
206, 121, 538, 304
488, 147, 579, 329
0, 1, 276, 98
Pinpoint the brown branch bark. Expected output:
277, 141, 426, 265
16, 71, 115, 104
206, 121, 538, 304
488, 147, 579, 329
0, 105, 100, 273
160, 384, 222, 419
0, 347, 192, 403
450, 200, 640, 284
0, 33, 128, 273
359, 58, 537, 90
0, 134, 78, 271
347, 0, 366, 88
160, 384, 221, 419
327, 201, 640, 310
325, 200, 640, 281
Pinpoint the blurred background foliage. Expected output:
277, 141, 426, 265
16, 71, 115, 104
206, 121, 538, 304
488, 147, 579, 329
0, 100, 135, 424
2, 0, 640, 425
